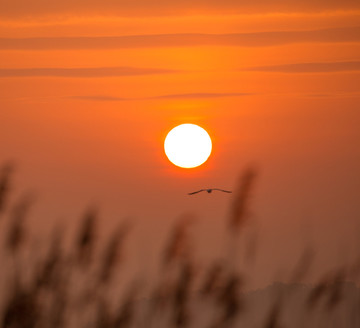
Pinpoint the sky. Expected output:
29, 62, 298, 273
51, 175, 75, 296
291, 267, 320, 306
0, 0, 360, 290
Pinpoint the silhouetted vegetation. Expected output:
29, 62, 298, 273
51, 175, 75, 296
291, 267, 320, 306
0, 163, 359, 327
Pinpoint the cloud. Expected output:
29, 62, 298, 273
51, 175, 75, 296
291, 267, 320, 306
69, 95, 130, 101
244, 61, 360, 72
148, 92, 253, 99
0, 66, 177, 78
1, 26, 359, 50
68, 92, 253, 101
0, 0, 359, 19
303, 92, 360, 97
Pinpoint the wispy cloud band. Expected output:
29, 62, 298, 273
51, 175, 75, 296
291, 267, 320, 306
1, 27, 359, 50
245, 61, 360, 72
0, 66, 177, 77
1, 0, 359, 19
69, 92, 253, 101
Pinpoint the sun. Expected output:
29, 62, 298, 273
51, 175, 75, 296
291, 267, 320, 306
164, 124, 212, 168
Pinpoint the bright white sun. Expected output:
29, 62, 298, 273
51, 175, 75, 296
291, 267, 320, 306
164, 124, 212, 168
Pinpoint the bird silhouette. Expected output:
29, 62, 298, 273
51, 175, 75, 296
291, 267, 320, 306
188, 188, 232, 195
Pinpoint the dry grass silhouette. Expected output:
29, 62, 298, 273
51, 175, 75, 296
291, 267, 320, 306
0, 163, 359, 328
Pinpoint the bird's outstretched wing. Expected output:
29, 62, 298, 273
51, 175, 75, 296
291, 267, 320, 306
213, 189, 232, 193
188, 189, 205, 195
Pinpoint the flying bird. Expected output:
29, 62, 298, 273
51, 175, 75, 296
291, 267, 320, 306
188, 189, 232, 195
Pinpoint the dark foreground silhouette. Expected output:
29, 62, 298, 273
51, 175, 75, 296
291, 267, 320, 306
0, 164, 359, 328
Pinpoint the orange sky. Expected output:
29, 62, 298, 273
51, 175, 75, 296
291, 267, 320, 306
1, 2, 360, 289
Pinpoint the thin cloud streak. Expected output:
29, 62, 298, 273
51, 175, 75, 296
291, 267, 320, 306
70, 96, 130, 101
1, 26, 359, 50
0, 0, 359, 19
148, 92, 253, 99
0, 67, 177, 78
4, 92, 359, 103
69, 93, 253, 101
245, 61, 360, 73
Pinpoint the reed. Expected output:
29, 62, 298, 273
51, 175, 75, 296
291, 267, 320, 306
0, 163, 358, 328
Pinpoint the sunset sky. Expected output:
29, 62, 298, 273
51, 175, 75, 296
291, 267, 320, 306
1, 0, 360, 289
